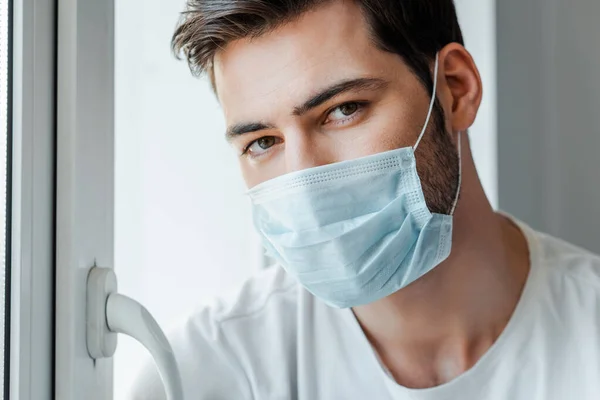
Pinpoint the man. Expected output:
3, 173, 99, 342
131, 0, 600, 399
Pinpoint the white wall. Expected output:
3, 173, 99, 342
552, 0, 600, 252
455, 0, 498, 208
497, 0, 600, 252
114, 1, 262, 398
113, 0, 498, 397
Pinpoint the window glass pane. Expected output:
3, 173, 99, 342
113, 1, 262, 398
0, 0, 10, 397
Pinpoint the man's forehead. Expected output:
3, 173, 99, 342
212, 0, 379, 114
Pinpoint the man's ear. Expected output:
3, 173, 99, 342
437, 43, 483, 133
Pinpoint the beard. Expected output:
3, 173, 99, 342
414, 100, 461, 215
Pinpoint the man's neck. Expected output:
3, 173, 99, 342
351, 154, 530, 389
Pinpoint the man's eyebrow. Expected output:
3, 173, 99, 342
225, 122, 275, 142
224, 78, 388, 141
292, 77, 388, 116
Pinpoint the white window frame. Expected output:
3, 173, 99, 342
9, 0, 55, 398
55, 0, 115, 397
13, 0, 161, 396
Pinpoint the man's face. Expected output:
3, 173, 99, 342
214, 0, 459, 213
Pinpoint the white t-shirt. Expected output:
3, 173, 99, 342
130, 219, 600, 400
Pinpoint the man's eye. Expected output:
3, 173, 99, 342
244, 136, 281, 157
325, 102, 363, 124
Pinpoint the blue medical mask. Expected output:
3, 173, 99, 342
247, 54, 462, 308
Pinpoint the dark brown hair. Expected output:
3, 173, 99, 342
172, 0, 464, 93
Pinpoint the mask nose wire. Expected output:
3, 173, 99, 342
413, 53, 440, 151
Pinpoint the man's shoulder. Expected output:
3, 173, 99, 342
128, 266, 301, 400
534, 229, 600, 289
180, 264, 306, 357
208, 264, 299, 325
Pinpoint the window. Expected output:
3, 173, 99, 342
113, 1, 262, 397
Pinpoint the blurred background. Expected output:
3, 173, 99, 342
113, 0, 600, 397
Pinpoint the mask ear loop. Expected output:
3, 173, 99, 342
413, 53, 440, 151
411, 53, 462, 216
449, 131, 463, 216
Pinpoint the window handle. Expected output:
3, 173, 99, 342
86, 267, 184, 400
